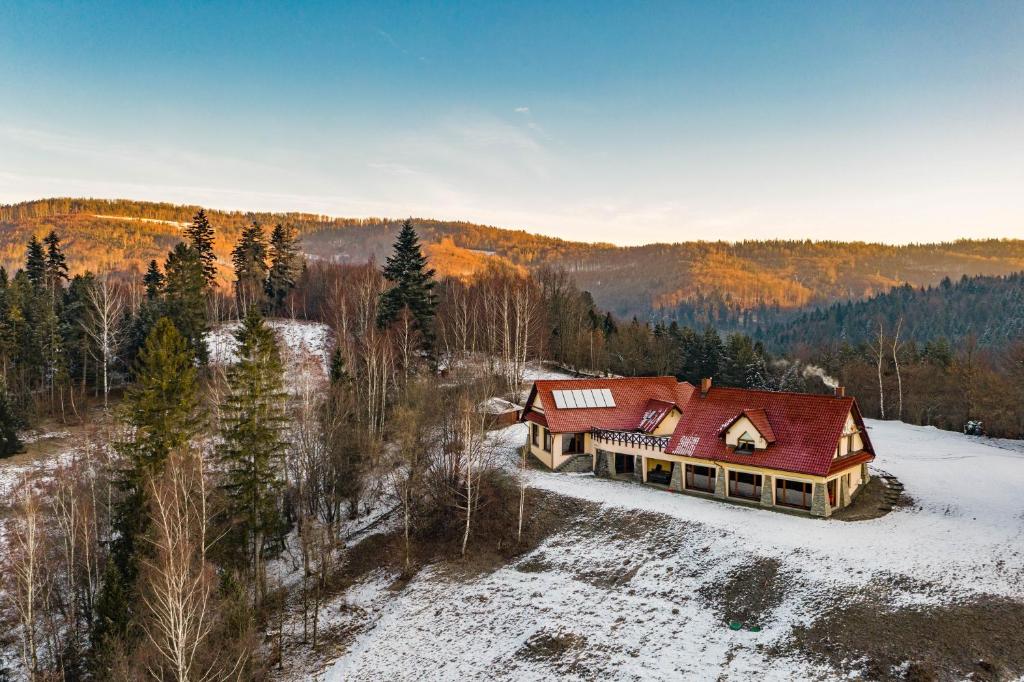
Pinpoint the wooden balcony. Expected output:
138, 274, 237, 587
591, 428, 669, 452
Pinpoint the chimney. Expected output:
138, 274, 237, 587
834, 385, 845, 398
700, 377, 712, 397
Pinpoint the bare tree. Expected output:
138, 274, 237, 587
82, 274, 126, 410
7, 481, 46, 680
868, 320, 887, 419
892, 316, 904, 421
139, 449, 221, 682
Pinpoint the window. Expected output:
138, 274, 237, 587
736, 432, 756, 454
685, 464, 716, 492
543, 429, 553, 452
562, 432, 584, 454
775, 479, 812, 509
846, 433, 856, 454
728, 471, 762, 500
532, 424, 540, 447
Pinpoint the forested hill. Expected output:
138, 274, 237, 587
5, 197, 1024, 322
763, 272, 1024, 350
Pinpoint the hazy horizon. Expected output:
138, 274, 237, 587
2, 1, 1023, 246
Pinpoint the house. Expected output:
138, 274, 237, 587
521, 376, 874, 517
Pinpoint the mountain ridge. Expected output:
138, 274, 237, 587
4, 197, 1024, 323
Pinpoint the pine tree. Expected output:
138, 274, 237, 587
162, 244, 209, 364
231, 222, 269, 311
217, 308, 288, 598
25, 236, 46, 290
376, 219, 436, 344
143, 259, 164, 300
185, 209, 217, 288
266, 223, 299, 313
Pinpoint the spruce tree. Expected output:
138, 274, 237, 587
376, 219, 436, 343
142, 259, 164, 300
43, 230, 69, 296
217, 307, 288, 595
0, 386, 24, 457
266, 223, 299, 313
230, 221, 269, 310
185, 209, 218, 288
95, 318, 200, 661
119, 317, 201, 473
162, 243, 209, 364
25, 236, 46, 290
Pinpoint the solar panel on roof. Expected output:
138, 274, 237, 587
550, 387, 617, 409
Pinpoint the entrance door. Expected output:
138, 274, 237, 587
614, 453, 635, 475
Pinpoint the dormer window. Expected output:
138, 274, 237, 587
736, 432, 756, 454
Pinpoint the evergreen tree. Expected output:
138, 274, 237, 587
328, 346, 349, 384
0, 386, 24, 457
60, 273, 95, 385
162, 243, 209, 363
217, 308, 288, 596
231, 221, 269, 310
142, 259, 164, 300
185, 208, 218, 287
266, 223, 299, 313
376, 219, 437, 345
43, 230, 69, 296
95, 318, 200, 662
699, 325, 723, 380
25, 236, 46, 290
119, 317, 201, 473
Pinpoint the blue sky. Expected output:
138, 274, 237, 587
1, 1, 1022, 244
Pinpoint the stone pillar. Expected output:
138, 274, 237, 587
760, 475, 774, 507
670, 462, 683, 491
595, 450, 611, 478
714, 466, 727, 498
861, 462, 870, 484
811, 482, 832, 518
633, 456, 644, 483
840, 476, 851, 507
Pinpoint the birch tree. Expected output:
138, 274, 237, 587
82, 274, 125, 410
140, 449, 218, 682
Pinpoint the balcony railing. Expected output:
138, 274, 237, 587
591, 429, 669, 452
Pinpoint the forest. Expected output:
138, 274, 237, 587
6, 198, 1024, 325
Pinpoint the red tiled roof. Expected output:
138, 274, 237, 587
718, 408, 777, 443
638, 398, 676, 433
522, 377, 694, 434
523, 411, 547, 428
827, 450, 874, 476
666, 386, 874, 477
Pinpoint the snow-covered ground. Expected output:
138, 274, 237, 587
206, 318, 331, 393
314, 419, 1024, 681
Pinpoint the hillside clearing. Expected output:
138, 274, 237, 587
303, 420, 1024, 681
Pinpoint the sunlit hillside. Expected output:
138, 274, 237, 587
5, 198, 1024, 321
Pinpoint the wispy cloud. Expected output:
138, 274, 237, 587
514, 106, 530, 114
